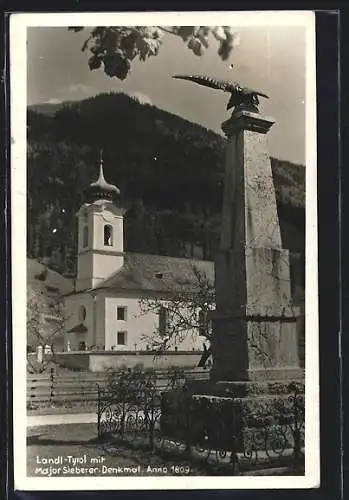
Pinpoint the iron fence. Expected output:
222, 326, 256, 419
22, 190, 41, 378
97, 368, 305, 475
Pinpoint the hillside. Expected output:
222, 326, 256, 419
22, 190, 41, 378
27, 258, 73, 300
29, 101, 66, 116
27, 258, 73, 350
27, 92, 305, 277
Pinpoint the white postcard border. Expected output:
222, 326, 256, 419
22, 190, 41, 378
10, 10, 319, 490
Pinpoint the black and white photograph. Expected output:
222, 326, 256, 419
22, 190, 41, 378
10, 11, 318, 490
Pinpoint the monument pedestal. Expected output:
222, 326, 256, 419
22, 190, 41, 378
210, 247, 303, 382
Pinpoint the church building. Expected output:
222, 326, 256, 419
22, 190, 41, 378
63, 158, 213, 352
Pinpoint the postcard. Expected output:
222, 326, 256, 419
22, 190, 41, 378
10, 10, 319, 490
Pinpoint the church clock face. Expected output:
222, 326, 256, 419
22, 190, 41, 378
101, 209, 114, 223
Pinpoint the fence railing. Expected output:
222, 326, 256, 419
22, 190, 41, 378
27, 367, 209, 409
97, 369, 305, 475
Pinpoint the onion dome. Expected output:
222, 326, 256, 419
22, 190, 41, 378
84, 154, 120, 203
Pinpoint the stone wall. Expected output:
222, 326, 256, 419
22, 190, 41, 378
52, 352, 91, 370
53, 350, 203, 372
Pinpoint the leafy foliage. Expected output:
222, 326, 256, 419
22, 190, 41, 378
69, 26, 239, 80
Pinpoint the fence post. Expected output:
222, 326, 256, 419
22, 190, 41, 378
97, 384, 101, 437
229, 398, 241, 475
184, 386, 192, 456
149, 376, 159, 451
49, 367, 55, 406
229, 436, 239, 475
292, 387, 304, 473
147, 389, 154, 450
37, 345, 43, 364
293, 425, 302, 472
81, 374, 85, 407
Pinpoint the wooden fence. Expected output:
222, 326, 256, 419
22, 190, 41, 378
27, 368, 209, 409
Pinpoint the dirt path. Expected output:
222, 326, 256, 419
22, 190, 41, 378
27, 413, 97, 427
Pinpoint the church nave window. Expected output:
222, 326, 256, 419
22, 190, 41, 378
117, 331, 127, 345
117, 306, 127, 321
158, 306, 169, 336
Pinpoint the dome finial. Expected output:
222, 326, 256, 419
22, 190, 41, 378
97, 148, 106, 183
86, 150, 120, 203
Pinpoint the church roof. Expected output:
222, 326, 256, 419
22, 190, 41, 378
92, 252, 214, 294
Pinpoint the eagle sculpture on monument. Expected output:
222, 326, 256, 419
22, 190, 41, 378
172, 74, 269, 114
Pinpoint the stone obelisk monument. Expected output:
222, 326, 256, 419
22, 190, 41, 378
172, 74, 303, 384
211, 109, 302, 382
168, 76, 305, 467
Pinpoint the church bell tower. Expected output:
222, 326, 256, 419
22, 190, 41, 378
75, 154, 125, 291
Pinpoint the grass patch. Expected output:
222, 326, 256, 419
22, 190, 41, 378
27, 424, 208, 477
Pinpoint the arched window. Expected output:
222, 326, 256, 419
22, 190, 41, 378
104, 224, 113, 246
82, 225, 88, 248
78, 305, 86, 323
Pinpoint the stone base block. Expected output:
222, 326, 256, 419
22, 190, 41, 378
160, 378, 305, 460
210, 313, 302, 382
246, 367, 304, 382
186, 377, 305, 399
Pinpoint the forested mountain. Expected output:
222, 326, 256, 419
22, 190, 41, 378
27, 92, 305, 277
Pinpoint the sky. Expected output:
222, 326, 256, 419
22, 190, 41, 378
27, 25, 307, 164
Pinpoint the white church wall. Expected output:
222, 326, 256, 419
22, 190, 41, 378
103, 292, 207, 352
76, 252, 93, 290
77, 210, 93, 252
64, 293, 95, 350
64, 290, 207, 353
92, 253, 124, 288
95, 293, 106, 349
104, 294, 157, 351
76, 249, 124, 291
